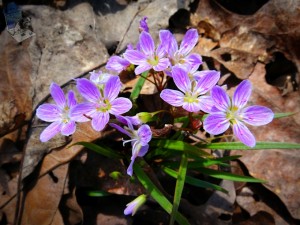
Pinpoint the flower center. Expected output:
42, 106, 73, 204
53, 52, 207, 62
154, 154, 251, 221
97, 99, 112, 112
147, 55, 159, 66
226, 106, 242, 124
61, 106, 70, 124
184, 92, 198, 104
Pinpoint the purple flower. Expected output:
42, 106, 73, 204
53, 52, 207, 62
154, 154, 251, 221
203, 80, 274, 147
139, 16, 149, 33
89, 70, 112, 87
123, 31, 170, 74
36, 83, 77, 142
105, 55, 131, 74
70, 76, 132, 132
159, 29, 202, 70
110, 116, 152, 176
160, 66, 220, 113
124, 194, 147, 216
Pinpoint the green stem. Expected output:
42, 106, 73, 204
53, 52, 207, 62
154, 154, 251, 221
169, 153, 188, 225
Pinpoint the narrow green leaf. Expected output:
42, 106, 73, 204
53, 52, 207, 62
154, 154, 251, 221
74, 142, 122, 158
197, 142, 300, 150
274, 112, 296, 119
134, 162, 190, 225
170, 153, 188, 225
87, 190, 111, 197
150, 140, 211, 157
163, 167, 227, 193
198, 167, 265, 183
130, 72, 148, 103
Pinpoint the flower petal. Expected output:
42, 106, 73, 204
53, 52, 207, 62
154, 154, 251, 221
135, 63, 152, 75
70, 102, 95, 122
106, 56, 130, 73
123, 50, 146, 65
67, 90, 77, 108
233, 121, 256, 147
233, 80, 252, 108
137, 124, 152, 145
153, 58, 170, 72
185, 53, 202, 68
127, 156, 136, 176
241, 106, 274, 126
92, 112, 109, 131
40, 121, 63, 142
61, 121, 76, 136
178, 29, 198, 56
203, 113, 230, 135
182, 102, 201, 112
198, 95, 215, 113
139, 31, 155, 56
36, 103, 61, 122
138, 145, 149, 157
196, 70, 220, 95
160, 89, 184, 107
159, 30, 178, 56
109, 123, 131, 137
110, 97, 132, 115
211, 86, 231, 111
50, 83, 66, 108
104, 76, 121, 101
172, 66, 191, 93
76, 78, 101, 102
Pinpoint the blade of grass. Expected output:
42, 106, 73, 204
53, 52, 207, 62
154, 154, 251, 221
169, 153, 188, 225
130, 71, 148, 103
74, 142, 122, 158
134, 162, 190, 225
197, 142, 300, 150
163, 167, 227, 193
150, 139, 211, 157
197, 167, 265, 183
274, 112, 296, 119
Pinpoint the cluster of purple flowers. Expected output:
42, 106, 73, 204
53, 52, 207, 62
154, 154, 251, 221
36, 17, 274, 179
35, 16, 275, 216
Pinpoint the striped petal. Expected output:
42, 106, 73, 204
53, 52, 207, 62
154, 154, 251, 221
36, 103, 61, 122
178, 29, 198, 56
233, 80, 252, 108
50, 83, 66, 108
139, 31, 155, 56
172, 66, 191, 93
241, 106, 274, 126
110, 97, 132, 115
233, 121, 256, 147
40, 121, 63, 142
91, 112, 109, 131
203, 113, 230, 135
76, 78, 101, 102
160, 89, 184, 107
211, 86, 231, 112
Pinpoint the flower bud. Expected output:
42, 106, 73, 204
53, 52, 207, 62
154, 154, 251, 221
124, 194, 147, 216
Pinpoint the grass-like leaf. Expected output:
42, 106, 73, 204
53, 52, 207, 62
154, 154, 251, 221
170, 153, 188, 225
197, 142, 300, 150
150, 139, 211, 157
274, 112, 296, 119
197, 167, 265, 183
134, 162, 190, 225
163, 167, 228, 193
74, 142, 122, 158
130, 72, 148, 103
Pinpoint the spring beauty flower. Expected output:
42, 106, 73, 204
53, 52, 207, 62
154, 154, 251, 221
36, 83, 77, 142
105, 56, 131, 74
159, 29, 202, 70
89, 70, 112, 87
124, 194, 147, 216
123, 31, 170, 74
139, 16, 149, 33
110, 116, 152, 176
203, 80, 274, 147
70, 76, 132, 131
160, 66, 220, 113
